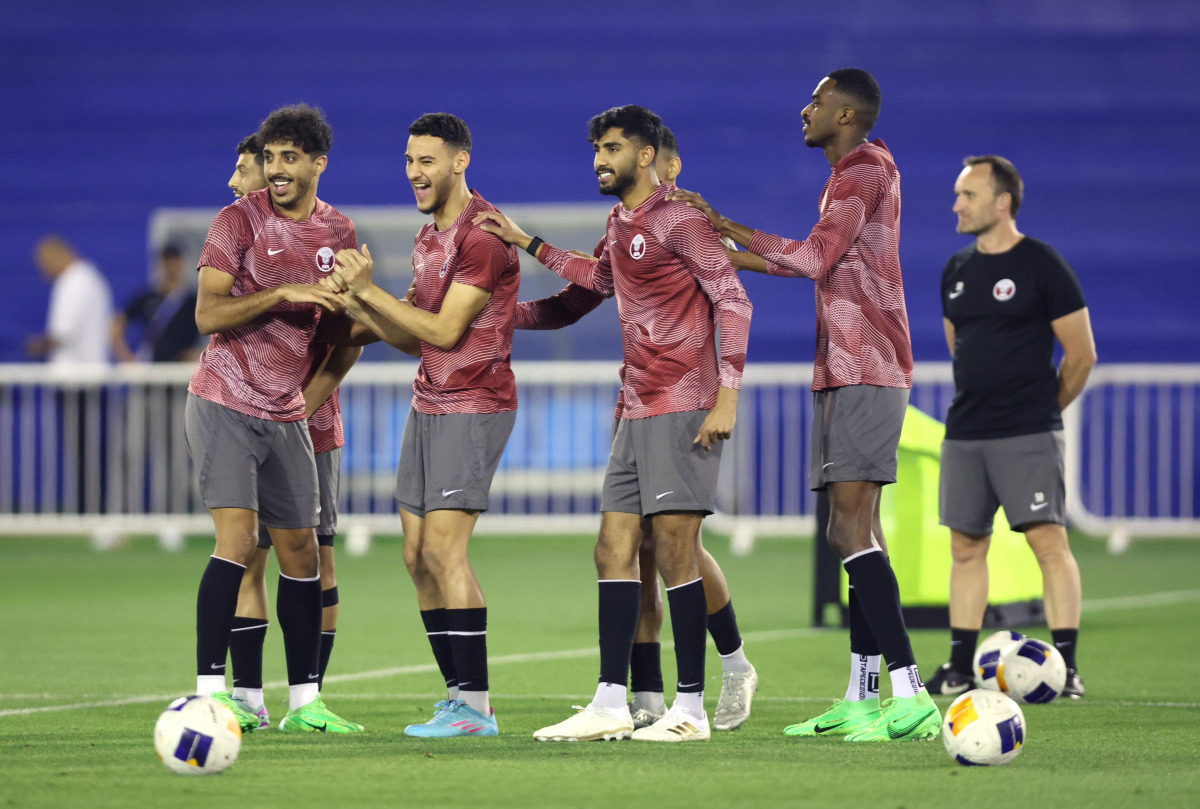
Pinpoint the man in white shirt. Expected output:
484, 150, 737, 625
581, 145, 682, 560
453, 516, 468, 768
27, 236, 113, 365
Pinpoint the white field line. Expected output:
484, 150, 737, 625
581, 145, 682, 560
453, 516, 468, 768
4, 588, 1198, 717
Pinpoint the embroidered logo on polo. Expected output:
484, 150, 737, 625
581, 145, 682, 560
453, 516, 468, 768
629, 233, 646, 260
993, 278, 1016, 301
315, 246, 335, 272
949, 281, 965, 299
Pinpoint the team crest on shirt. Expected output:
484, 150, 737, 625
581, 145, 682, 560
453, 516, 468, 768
315, 246, 336, 273
993, 278, 1016, 301
629, 233, 646, 260
439, 260, 450, 279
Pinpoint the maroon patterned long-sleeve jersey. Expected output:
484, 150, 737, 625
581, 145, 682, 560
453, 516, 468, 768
747, 140, 913, 391
539, 183, 752, 419
410, 190, 520, 415
189, 189, 357, 422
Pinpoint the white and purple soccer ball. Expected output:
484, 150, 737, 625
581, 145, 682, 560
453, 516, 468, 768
154, 695, 242, 775
998, 637, 1068, 704
943, 688, 1027, 766
973, 630, 1027, 690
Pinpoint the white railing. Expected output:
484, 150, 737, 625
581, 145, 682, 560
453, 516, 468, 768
1, 362, 1197, 553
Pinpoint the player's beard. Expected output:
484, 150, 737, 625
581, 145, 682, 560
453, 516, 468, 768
599, 168, 635, 198
270, 173, 312, 211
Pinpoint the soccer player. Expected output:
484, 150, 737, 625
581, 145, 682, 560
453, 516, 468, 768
670, 69, 941, 741
924, 155, 1095, 698
219, 133, 366, 729
185, 104, 361, 733
514, 126, 758, 732
323, 113, 519, 738
477, 105, 753, 742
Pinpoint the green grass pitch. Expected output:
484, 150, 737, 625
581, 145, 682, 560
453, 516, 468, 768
2, 531, 1198, 808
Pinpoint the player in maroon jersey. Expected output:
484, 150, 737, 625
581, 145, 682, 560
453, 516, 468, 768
513, 127, 758, 733
185, 104, 362, 734
477, 105, 752, 742
670, 68, 941, 741
323, 113, 518, 738
219, 131, 367, 729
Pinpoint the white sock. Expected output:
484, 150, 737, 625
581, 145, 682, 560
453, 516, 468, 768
719, 643, 753, 674
889, 665, 924, 699
674, 691, 705, 719
844, 653, 882, 702
633, 690, 667, 714
196, 675, 225, 697
233, 687, 264, 711
289, 682, 319, 710
459, 690, 490, 715
592, 681, 628, 711
447, 686, 461, 701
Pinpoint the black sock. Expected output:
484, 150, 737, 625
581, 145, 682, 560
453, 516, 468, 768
598, 580, 641, 686
318, 630, 336, 690
196, 556, 245, 678
446, 608, 488, 693
1051, 628, 1079, 670
276, 573, 322, 687
848, 586, 882, 656
229, 616, 268, 690
706, 600, 743, 657
630, 643, 664, 694
950, 628, 980, 674
420, 608, 458, 692
842, 550, 916, 671
667, 579, 707, 693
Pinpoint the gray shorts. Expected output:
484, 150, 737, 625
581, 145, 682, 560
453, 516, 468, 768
602, 410, 722, 516
939, 430, 1066, 535
184, 393, 319, 529
395, 408, 516, 518
810, 385, 908, 491
258, 447, 341, 547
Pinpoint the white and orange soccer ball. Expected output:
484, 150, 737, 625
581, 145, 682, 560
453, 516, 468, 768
942, 688, 1027, 766
154, 696, 242, 775
998, 637, 1068, 704
973, 630, 1027, 690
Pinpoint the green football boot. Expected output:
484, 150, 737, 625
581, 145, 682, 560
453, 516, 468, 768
844, 692, 941, 742
783, 697, 881, 737
210, 691, 262, 733
278, 696, 365, 733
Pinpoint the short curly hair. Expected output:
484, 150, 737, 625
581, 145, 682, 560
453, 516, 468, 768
587, 105, 662, 155
257, 104, 333, 157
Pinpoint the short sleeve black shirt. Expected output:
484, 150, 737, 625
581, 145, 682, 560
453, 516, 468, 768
941, 236, 1086, 440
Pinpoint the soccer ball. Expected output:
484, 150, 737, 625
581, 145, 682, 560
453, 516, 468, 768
942, 689, 1027, 766
973, 630, 1026, 690
154, 696, 242, 775
998, 637, 1068, 704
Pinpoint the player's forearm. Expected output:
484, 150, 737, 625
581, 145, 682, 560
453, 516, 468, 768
303, 345, 363, 417
715, 218, 754, 248
355, 284, 453, 350
345, 289, 422, 355
539, 246, 614, 296
729, 249, 770, 273
1057, 350, 1096, 411
195, 287, 285, 335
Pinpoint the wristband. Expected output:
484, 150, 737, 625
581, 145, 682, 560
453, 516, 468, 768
525, 236, 544, 257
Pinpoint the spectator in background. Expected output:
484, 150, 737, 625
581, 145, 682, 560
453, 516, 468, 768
110, 244, 202, 362
27, 235, 113, 365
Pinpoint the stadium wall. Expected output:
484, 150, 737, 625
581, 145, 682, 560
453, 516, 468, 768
2, 2, 1199, 364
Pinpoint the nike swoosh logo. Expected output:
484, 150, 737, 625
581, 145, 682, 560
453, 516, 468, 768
948, 290, 964, 299
268, 248, 284, 255
887, 709, 936, 739
1030, 502, 1049, 511
308, 673, 320, 680
813, 720, 847, 733
304, 720, 327, 732
822, 462, 835, 469
655, 491, 674, 500
442, 488, 463, 497
210, 663, 224, 670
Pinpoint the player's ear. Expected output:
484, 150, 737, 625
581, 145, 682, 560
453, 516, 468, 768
639, 144, 656, 170
454, 150, 471, 175
313, 154, 328, 176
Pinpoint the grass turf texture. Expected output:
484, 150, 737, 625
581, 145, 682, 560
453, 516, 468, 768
2, 532, 1198, 809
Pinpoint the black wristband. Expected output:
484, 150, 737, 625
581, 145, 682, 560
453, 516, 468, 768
525, 236, 544, 257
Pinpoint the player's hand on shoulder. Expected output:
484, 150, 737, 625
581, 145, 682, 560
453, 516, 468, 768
472, 210, 530, 247
667, 188, 723, 231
